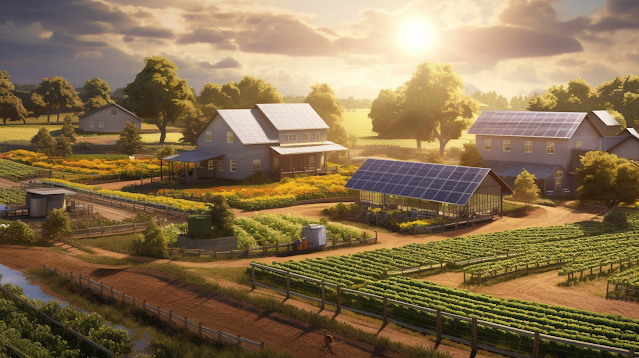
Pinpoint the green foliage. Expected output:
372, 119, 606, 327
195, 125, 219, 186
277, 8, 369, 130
42, 209, 72, 241
397, 217, 447, 231
340, 96, 372, 109
576, 151, 639, 210
241, 169, 272, 185
156, 145, 175, 159
0, 159, 37, 181
0, 188, 26, 205
77, 141, 91, 150
0, 220, 37, 244
603, 208, 629, 228
322, 203, 361, 220
83, 96, 108, 112
61, 115, 77, 143
31, 127, 56, 156
198, 75, 283, 109
134, 221, 168, 258
509, 94, 529, 110
305, 83, 350, 147
470, 90, 509, 109
35, 76, 82, 122
70, 212, 115, 230
179, 112, 207, 146
25, 92, 47, 119
78, 233, 138, 255
512, 169, 540, 205
459, 142, 483, 167
208, 196, 235, 237
235, 195, 296, 211
79, 77, 111, 103
117, 121, 143, 155
0, 81, 28, 124
55, 134, 73, 158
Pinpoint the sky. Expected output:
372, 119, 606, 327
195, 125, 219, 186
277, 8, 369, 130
0, 0, 637, 100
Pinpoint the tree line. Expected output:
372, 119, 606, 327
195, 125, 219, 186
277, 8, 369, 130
470, 91, 529, 110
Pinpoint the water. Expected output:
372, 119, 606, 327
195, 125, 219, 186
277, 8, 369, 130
0, 263, 149, 355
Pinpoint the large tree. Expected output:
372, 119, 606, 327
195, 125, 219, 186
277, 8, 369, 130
198, 75, 283, 113
0, 72, 28, 124
528, 78, 597, 112
123, 56, 196, 143
79, 77, 112, 102
117, 121, 143, 155
304, 83, 350, 147
576, 151, 639, 210
369, 88, 404, 138
25, 93, 48, 121
34, 76, 82, 122
84, 96, 109, 112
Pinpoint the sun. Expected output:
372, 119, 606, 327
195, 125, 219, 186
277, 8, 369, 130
399, 20, 434, 52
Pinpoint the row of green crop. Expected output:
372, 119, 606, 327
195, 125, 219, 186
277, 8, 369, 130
609, 265, 639, 289
0, 159, 37, 181
0, 188, 26, 206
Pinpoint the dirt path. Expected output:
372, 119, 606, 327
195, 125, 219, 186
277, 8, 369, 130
0, 177, 17, 189
0, 246, 491, 358
74, 199, 134, 221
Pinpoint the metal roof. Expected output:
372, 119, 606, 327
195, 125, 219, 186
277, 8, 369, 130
257, 103, 329, 131
26, 189, 77, 196
468, 111, 586, 139
163, 150, 224, 163
482, 160, 562, 179
628, 128, 639, 140
270, 141, 348, 155
217, 108, 279, 145
591, 110, 620, 127
345, 159, 510, 206
78, 102, 142, 121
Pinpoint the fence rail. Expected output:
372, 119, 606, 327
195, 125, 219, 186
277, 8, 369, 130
43, 265, 264, 352
250, 263, 637, 358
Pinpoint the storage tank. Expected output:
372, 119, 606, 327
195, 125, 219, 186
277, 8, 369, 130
188, 215, 212, 239
29, 198, 47, 217
302, 224, 326, 250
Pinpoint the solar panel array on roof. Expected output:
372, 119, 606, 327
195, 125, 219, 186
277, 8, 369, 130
257, 103, 329, 131
217, 108, 279, 145
344, 159, 490, 206
468, 111, 586, 138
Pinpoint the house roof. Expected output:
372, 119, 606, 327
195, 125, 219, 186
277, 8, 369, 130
162, 150, 224, 163
26, 189, 77, 196
217, 108, 279, 145
604, 128, 639, 153
345, 159, 511, 206
482, 160, 562, 180
469, 111, 586, 139
270, 141, 348, 155
78, 102, 142, 122
591, 110, 620, 127
256, 103, 329, 131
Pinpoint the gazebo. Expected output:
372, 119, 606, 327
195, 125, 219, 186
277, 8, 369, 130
161, 150, 224, 184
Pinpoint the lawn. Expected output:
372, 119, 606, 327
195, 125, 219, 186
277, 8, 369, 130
342, 109, 376, 138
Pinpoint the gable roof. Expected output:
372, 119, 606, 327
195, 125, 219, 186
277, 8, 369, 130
482, 160, 562, 180
605, 127, 639, 153
590, 110, 620, 127
468, 111, 586, 139
256, 103, 329, 130
216, 108, 279, 145
345, 159, 511, 206
78, 102, 142, 122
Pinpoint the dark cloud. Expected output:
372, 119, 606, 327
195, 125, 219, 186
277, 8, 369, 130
177, 28, 229, 44
121, 26, 174, 39
50, 30, 109, 47
198, 57, 241, 69
122, 36, 135, 43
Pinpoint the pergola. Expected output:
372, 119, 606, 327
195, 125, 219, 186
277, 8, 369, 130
162, 150, 224, 184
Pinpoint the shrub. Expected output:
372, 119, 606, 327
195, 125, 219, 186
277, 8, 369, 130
133, 221, 167, 258
0, 220, 37, 244
78, 141, 92, 150
603, 208, 629, 228
533, 198, 556, 207
42, 209, 72, 241
241, 170, 272, 185
156, 145, 175, 159
322, 203, 360, 220
117, 121, 143, 156
208, 196, 235, 237
398, 217, 448, 231
459, 142, 482, 167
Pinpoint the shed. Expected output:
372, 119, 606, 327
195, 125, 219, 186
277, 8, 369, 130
26, 189, 77, 217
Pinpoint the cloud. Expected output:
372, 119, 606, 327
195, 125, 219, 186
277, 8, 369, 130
590, 0, 639, 32
50, 30, 109, 47
121, 26, 174, 39
74, 50, 103, 59
177, 28, 229, 44
198, 57, 241, 69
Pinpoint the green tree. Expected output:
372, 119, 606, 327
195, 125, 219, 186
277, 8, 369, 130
282, 94, 305, 103
596, 75, 639, 128
34, 76, 83, 122
208, 196, 235, 238
305, 83, 350, 147
79, 77, 111, 102
61, 115, 77, 143
123, 57, 196, 143
0, 73, 28, 124
198, 76, 283, 110
607, 109, 626, 130
0, 220, 37, 244
25, 92, 48, 121
509, 95, 529, 110
42, 209, 72, 241
471, 90, 509, 109
459, 142, 483, 167
31, 127, 56, 156
134, 221, 167, 258
512, 170, 541, 206
116, 121, 143, 156
156, 145, 175, 159
369, 88, 404, 138
576, 151, 639, 210
55, 134, 73, 158
178, 105, 207, 146
527, 78, 597, 112
83, 96, 108, 112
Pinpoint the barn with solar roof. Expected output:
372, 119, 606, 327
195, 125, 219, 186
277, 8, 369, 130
345, 159, 513, 225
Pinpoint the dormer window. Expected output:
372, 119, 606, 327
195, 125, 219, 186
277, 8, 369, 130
285, 134, 297, 142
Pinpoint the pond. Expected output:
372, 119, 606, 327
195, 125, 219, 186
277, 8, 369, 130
0, 263, 149, 356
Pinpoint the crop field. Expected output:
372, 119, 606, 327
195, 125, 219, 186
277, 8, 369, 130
609, 266, 639, 290
0, 159, 38, 180
0, 125, 64, 145
0, 188, 26, 206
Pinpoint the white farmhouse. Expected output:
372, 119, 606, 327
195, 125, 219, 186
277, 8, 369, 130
78, 102, 142, 133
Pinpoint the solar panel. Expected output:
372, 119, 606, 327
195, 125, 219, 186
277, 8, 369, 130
468, 110, 587, 138
344, 159, 495, 205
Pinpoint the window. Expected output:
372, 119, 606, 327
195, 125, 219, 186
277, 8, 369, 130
309, 155, 315, 168
285, 134, 297, 142
503, 140, 511, 152
230, 160, 237, 172
315, 133, 320, 140
546, 141, 555, 154
484, 139, 492, 151
217, 160, 224, 171
98, 121, 104, 128
524, 141, 532, 153
227, 132, 234, 143
208, 160, 214, 170
576, 141, 583, 149
111, 109, 117, 115
253, 159, 261, 170
206, 131, 212, 142
89, 121, 94, 128
197, 161, 203, 168
304, 133, 309, 141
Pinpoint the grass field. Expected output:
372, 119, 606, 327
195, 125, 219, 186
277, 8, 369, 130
342, 109, 376, 138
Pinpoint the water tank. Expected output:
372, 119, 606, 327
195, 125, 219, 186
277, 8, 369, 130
302, 224, 326, 250
29, 198, 47, 217
188, 215, 212, 239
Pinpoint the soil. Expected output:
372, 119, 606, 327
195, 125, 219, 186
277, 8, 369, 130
0, 246, 490, 358
73, 199, 134, 221
0, 178, 16, 189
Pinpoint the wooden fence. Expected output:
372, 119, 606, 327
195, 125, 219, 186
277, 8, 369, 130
43, 265, 264, 352
0, 281, 115, 357
250, 263, 637, 358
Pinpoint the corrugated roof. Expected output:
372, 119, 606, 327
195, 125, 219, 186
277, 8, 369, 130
270, 141, 348, 155
26, 189, 77, 196
469, 111, 586, 138
217, 108, 279, 145
482, 160, 562, 179
591, 110, 620, 127
163, 150, 224, 163
345, 159, 511, 206
257, 103, 329, 131
78, 102, 142, 122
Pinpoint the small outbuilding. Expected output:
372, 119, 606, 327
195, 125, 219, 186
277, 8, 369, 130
78, 102, 142, 133
26, 188, 76, 217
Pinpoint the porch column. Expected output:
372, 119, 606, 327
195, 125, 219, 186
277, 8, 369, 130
193, 162, 198, 182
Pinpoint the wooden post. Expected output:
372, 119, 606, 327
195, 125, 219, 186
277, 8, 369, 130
606, 281, 609, 299
251, 267, 256, 289
436, 309, 442, 345
383, 296, 388, 325
336, 285, 342, 315
246, 243, 250, 258
321, 280, 325, 309
169, 311, 172, 324
142, 300, 146, 312
628, 348, 635, 358
198, 322, 202, 338
533, 331, 540, 358
333, 236, 336, 248
184, 316, 188, 328
276, 239, 279, 253
348, 234, 352, 246
111, 286, 114, 299
213, 249, 217, 260
286, 271, 290, 299
263, 245, 267, 257
471, 317, 478, 356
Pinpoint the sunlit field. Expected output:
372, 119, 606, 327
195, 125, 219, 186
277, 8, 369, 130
342, 109, 376, 138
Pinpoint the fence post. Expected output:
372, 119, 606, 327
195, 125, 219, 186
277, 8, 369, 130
348, 234, 352, 246
436, 309, 442, 345
251, 267, 256, 289
276, 239, 279, 253
111, 286, 114, 300
214, 249, 217, 260
628, 348, 635, 358
157, 306, 160, 317
199, 322, 202, 338
336, 285, 341, 315
184, 316, 188, 329
383, 296, 388, 325
246, 243, 250, 258
142, 300, 146, 312
169, 311, 172, 324
471, 317, 478, 356
100, 282, 104, 295
321, 280, 325, 309
533, 331, 540, 358
286, 271, 290, 299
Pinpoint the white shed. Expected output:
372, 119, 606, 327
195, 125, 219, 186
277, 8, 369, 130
78, 102, 142, 133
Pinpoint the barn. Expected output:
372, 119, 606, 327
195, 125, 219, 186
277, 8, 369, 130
345, 159, 512, 224
78, 102, 142, 133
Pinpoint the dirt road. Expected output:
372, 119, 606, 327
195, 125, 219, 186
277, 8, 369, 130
74, 199, 134, 221
0, 177, 17, 189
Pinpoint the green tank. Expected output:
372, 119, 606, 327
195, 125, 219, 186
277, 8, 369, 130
188, 215, 212, 239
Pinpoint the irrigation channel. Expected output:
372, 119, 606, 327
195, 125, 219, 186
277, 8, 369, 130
0, 263, 149, 356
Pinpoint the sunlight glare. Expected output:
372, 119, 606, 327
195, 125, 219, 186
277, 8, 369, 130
399, 20, 434, 52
